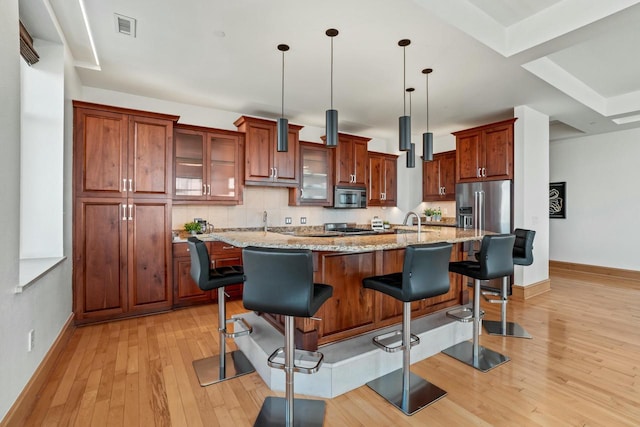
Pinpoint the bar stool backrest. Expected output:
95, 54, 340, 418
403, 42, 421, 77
242, 246, 317, 317
513, 228, 535, 266
187, 237, 214, 291
477, 234, 516, 280
402, 243, 452, 301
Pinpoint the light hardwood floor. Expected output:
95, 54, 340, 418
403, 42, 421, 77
21, 269, 640, 426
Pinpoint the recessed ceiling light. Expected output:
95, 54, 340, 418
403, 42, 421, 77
612, 114, 640, 125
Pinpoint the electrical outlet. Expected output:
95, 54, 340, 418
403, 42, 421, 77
28, 329, 35, 352
285, 217, 292, 224
443, 208, 448, 215
300, 217, 307, 224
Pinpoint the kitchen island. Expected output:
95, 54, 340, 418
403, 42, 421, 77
202, 227, 489, 350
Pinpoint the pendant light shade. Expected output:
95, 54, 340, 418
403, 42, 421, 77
325, 29, 339, 147
422, 68, 434, 161
405, 87, 415, 168
406, 143, 416, 168
277, 44, 290, 152
398, 39, 411, 152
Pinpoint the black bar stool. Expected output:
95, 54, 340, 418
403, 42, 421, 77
483, 228, 536, 338
187, 237, 255, 386
362, 243, 452, 415
242, 246, 333, 427
442, 234, 515, 372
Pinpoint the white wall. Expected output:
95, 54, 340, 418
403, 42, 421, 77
514, 105, 550, 286
0, 1, 78, 420
550, 127, 639, 270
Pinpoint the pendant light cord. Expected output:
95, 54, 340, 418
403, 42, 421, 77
281, 50, 285, 117
403, 45, 406, 116
426, 72, 429, 132
330, 36, 334, 109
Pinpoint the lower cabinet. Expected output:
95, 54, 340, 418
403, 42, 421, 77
73, 198, 173, 324
173, 240, 243, 308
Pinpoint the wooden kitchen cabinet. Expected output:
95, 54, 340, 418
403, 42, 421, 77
423, 150, 456, 201
289, 141, 334, 206
73, 101, 178, 325
73, 101, 178, 198
234, 116, 302, 187
73, 197, 173, 323
173, 124, 244, 204
333, 133, 370, 187
367, 151, 398, 206
454, 118, 516, 183
172, 240, 244, 307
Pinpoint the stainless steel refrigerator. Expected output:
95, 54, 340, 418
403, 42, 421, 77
456, 179, 512, 291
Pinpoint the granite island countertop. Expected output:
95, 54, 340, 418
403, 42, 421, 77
185, 227, 491, 253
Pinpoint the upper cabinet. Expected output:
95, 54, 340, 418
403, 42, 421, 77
423, 150, 456, 202
173, 124, 244, 204
454, 118, 516, 183
334, 133, 370, 187
234, 116, 302, 187
73, 101, 179, 199
368, 151, 398, 207
289, 141, 334, 206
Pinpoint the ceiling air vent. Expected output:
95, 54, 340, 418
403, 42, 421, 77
19, 21, 39, 65
114, 13, 136, 37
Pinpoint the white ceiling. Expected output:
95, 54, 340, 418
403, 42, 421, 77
19, 0, 640, 143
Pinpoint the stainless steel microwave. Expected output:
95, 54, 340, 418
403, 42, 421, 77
332, 186, 367, 209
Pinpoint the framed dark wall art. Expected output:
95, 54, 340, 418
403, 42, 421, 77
549, 182, 566, 218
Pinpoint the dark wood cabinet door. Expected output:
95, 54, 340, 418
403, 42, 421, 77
383, 156, 397, 205
272, 128, 299, 184
422, 156, 441, 201
483, 123, 514, 180
334, 136, 355, 185
74, 198, 127, 321
367, 154, 383, 205
127, 200, 172, 312
456, 132, 481, 183
174, 257, 210, 304
352, 138, 368, 186
129, 116, 174, 197
74, 108, 128, 197
439, 151, 456, 200
243, 120, 274, 182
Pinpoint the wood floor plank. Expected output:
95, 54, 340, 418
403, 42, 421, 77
18, 271, 640, 426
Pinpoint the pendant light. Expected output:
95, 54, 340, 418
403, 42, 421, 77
325, 29, 339, 147
406, 88, 416, 168
422, 68, 433, 161
398, 39, 411, 151
277, 44, 290, 152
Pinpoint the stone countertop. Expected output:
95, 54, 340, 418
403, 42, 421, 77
182, 227, 491, 253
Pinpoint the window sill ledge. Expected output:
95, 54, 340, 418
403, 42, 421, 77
16, 257, 67, 294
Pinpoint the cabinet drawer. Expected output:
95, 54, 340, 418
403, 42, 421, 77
173, 242, 191, 257
210, 240, 241, 254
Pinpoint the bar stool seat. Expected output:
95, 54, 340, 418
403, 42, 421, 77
362, 243, 452, 416
483, 228, 536, 338
242, 246, 333, 427
442, 234, 515, 372
187, 237, 255, 386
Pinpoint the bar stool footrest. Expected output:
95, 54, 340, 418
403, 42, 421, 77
446, 307, 484, 323
482, 292, 506, 304
267, 347, 324, 374
221, 316, 252, 338
371, 329, 420, 353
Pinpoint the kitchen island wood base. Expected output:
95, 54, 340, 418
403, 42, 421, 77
261, 244, 464, 350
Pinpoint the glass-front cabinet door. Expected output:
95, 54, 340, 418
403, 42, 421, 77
174, 125, 244, 204
289, 141, 333, 206
174, 128, 204, 198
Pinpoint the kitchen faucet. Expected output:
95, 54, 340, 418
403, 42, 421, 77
403, 211, 421, 239
263, 210, 268, 232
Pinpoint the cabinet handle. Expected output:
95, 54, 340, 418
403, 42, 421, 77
477, 168, 481, 178
442, 186, 446, 195
274, 168, 278, 179
122, 204, 127, 220
122, 179, 127, 192
207, 184, 211, 195
128, 204, 133, 220
202, 184, 206, 196
222, 245, 235, 250
482, 167, 486, 177
300, 188, 304, 199
128, 179, 133, 192
211, 259, 216, 268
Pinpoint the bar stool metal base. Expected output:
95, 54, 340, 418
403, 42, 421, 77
366, 368, 447, 416
441, 340, 509, 372
253, 395, 326, 427
483, 320, 532, 339
192, 350, 255, 387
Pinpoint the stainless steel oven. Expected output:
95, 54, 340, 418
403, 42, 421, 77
332, 186, 366, 209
